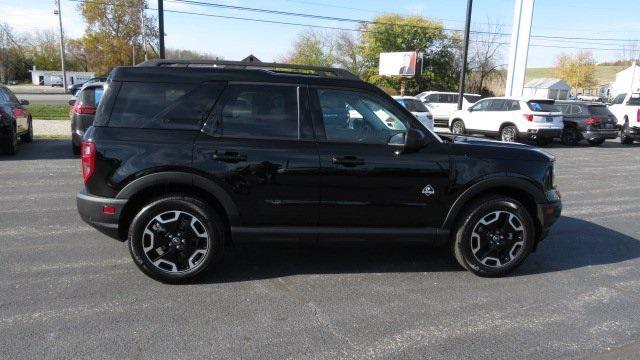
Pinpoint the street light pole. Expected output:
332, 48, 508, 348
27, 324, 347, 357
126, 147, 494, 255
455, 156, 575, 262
457, 0, 473, 110
54, 0, 68, 92
158, 0, 165, 59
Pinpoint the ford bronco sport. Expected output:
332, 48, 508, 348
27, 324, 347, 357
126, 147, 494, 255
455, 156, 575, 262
76, 60, 562, 283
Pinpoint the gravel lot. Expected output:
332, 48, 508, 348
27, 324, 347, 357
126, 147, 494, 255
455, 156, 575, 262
1, 139, 640, 359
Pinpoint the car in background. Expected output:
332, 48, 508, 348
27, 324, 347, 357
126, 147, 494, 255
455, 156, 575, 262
555, 101, 618, 146
69, 82, 104, 155
68, 77, 107, 95
449, 98, 563, 146
50, 75, 63, 87
608, 92, 640, 144
393, 95, 434, 131
415, 91, 481, 127
0, 85, 33, 154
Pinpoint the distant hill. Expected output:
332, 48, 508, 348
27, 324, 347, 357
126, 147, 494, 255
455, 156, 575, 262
525, 65, 627, 85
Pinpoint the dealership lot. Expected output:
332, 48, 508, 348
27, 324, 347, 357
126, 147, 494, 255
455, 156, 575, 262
2, 139, 640, 359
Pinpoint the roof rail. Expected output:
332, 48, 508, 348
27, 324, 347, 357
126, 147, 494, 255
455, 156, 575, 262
136, 59, 360, 80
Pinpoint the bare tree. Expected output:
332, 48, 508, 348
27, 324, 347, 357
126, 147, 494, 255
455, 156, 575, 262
334, 31, 366, 77
466, 19, 506, 95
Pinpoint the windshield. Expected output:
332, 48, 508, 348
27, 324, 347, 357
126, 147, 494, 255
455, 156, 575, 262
400, 99, 428, 112
463, 95, 481, 103
527, 101, 560, 112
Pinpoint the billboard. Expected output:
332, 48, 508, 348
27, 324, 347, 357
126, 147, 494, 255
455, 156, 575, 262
379, 52, 419, 77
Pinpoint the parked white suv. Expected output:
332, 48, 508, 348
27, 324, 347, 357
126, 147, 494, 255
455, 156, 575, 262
392, 96, 434, 131
416, 91, 481, 127
448, 97, 564, 146
608, 92, 640, 144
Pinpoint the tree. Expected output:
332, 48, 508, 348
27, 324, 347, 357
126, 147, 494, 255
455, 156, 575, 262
359, 14, 460, 94
554, 51, 597, 90
334, 31, 367, 78
0, 23, 31, 83
165, 48, 221, 60
282, 30, 335, 67
78, 0, 158, 74
467, 20, 506, 95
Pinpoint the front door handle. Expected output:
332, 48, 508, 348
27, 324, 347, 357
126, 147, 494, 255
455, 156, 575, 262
213, 151, 247, 163
332, 156, 365, 167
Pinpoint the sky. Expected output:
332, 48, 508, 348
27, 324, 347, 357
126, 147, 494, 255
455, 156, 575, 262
3, 0, 640, 68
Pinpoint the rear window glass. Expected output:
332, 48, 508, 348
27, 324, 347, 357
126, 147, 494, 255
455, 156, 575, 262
79, 86, 103, 106
527, 101, 559, 112
399, 99, 428, 112
464, 95, 481, 103
109, 82, 223, 130
588, 105, 612, 116
627, 94, 640, 106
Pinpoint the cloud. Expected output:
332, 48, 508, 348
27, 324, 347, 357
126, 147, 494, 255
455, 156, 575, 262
0, 4, 85, 38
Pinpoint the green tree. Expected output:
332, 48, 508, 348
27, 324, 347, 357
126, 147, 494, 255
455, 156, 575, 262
554, 51, 597, 91
282, 30, 335, 67
359, 14, 460, 94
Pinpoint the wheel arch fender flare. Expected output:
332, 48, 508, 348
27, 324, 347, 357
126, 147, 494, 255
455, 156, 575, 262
442, 176, 545, 229
499, 122, 518, 132
116, 171, 240, 225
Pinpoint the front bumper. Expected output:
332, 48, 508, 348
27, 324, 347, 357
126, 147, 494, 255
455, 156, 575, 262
581, 129, 618, 141
536, 189, 562, 243
525, 128, 562, 140
76, 190, 128, 240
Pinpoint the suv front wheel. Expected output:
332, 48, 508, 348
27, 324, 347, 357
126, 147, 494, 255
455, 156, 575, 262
500, 125, 518, 143
452, 195, 535, 277
128, 195, 225, 283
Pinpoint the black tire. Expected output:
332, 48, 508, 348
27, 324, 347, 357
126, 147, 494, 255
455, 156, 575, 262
451, 119, 466, 135
561, 127, 579, 146
500, 125, 518, 143
621, 129, 634, 145
452, 195, 535, 277
3, 126, 17, 155
20, 118, 33, 143
128, 195, 225, 283
588, 138, 605, 146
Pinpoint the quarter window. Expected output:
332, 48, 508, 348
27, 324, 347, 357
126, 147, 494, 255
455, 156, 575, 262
316, 88, 407, 144
218, 85, 299, 139
613, 93, 626, 105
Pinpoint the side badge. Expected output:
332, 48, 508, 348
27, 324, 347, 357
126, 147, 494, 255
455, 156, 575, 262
421, 185, 435, 197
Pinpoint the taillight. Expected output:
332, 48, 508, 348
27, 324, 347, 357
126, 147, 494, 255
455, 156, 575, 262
637, 109, 640, 122
81, 141, 96, 183
12, 108, 24, 117
73, 104, 97, 115
585, 117, 601, 126
523, 114, 533, 121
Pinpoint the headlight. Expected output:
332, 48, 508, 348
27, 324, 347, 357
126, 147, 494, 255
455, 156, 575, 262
551, 163, 557, 189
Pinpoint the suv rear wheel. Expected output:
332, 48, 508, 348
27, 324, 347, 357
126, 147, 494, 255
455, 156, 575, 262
561, 127, 579, 146
452, 195, 534, 277
3, 126, 17, 155
500, 125, 518, 143
451, 120, 466, 135
128, 195, 225, 283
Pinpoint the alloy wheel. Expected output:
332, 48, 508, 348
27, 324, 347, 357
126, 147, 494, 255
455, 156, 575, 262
452, 121, 464, 134
470, 210, 526, 268
142, 210, 211, 274
501, 127, 516, 142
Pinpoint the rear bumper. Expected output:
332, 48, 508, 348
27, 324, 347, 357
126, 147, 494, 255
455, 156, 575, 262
524, 128, 562, 140
581, 129, 618, 140
76, 190, 128, 241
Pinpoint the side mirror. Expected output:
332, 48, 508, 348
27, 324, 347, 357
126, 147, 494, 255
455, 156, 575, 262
388, 128, 425, 154
20, 99, 29, 106
467, 107, 474, 112
68, 99, 76, 106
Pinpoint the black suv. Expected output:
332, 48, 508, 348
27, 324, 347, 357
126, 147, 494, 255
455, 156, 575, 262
77, 60, 562, 283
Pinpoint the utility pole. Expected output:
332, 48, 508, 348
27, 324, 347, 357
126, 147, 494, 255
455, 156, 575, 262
141, 3, 148, 61
457, 0, 473, 110
54, 0, 68, 92
158, 0, 165, 59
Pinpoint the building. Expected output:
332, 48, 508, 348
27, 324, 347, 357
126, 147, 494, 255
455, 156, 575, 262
29, 66, 95, 86
611, 62, 640, 96
522, 78, 571, 100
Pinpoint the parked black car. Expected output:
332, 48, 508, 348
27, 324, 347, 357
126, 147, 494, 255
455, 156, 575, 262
555, 101, 618, 146
0, 85, 33, 154
68, 77, 107, 96
70, 82, 104, 155
76, 60, 562, 283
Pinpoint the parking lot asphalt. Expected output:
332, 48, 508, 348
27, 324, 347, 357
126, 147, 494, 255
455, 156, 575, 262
2, 139, 640, 359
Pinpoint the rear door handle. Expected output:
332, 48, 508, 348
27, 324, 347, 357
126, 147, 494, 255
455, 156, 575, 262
213, 151, 247, 163
332, 156, 365, 167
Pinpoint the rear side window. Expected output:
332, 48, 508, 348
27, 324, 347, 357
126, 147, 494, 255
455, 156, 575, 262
79, 86, 103, 106
627, 94, 640, 106
400, 99, 428, 112
527, 101, 559, 112
109, 82, 223, 130
217, 85, 299, 139
588, 105, 613, 116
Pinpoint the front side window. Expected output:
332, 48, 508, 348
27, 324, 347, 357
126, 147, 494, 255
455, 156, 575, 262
316, 88, 407, 144
488, 99, 506, 111
613, 93, 626, 105
218, 85, 299, 139
471, 99, 490, 112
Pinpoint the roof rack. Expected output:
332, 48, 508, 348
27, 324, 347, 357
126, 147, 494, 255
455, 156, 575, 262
136, 59, 359, 80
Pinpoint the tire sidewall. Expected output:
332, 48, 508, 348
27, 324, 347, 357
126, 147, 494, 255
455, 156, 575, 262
455, 197, 535, 277
561, 127, 578, 146
501, 126, 518, 142
452, 120, 465, 134
128, 196, 224, 283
